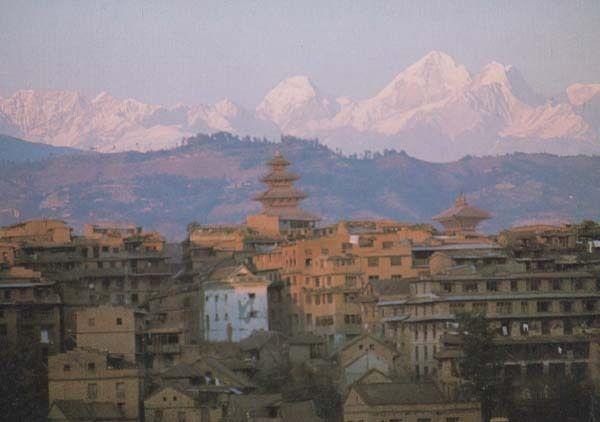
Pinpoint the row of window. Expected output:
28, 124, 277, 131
447, 299, 597, 316
441, 278, 590, 294
367, 256, 404, 267
86, 381, 126, 400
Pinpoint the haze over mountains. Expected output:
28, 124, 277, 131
1, 133, 599, 240
1, 52, 599, 162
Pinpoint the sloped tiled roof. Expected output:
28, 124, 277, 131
161, 356, 254, 388
352, 381, 446, 406
368, 278, 410, 296
50, 400, 124, 420
239, 329, 287, 351
289, 332, 324, 345
433, 195, 490, 222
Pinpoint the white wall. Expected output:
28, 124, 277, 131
203, 284, 269, 342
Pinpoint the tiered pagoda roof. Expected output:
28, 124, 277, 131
433, 194, 490, 235
253, 151, 319, 222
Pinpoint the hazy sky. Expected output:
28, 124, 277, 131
1, 1, 599, 107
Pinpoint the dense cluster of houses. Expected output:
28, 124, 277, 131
2, 151, 600, 421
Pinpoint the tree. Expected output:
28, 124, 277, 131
0, 338, 48, 421
456, 312, 508, 420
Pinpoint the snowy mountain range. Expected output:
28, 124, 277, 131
1, 51, 599, 161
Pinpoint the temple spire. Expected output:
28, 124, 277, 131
248, 151, 319, 236
433, 194, 490, 235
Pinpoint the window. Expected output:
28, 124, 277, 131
585, 300, 597, 312
528, 280, 540, 291
486, 281, 498, 292
87, 362, 96, 372
564, 319, 573, 335
87, 383, 98, 399
449, 303, 465, 315
116, 382, 125, 399
327, 293, 333, 304
249, 310, 258, 318
88, 318, 96, 327
464, 282, 478, 292
367, 257, 379, 267
510, 280, 519, 291
390, 256, 402, 266
496, 302, 512, 315
446, 418, 460, 422
116, 317, 123, 325
552, 280, 561, 290
382, 241, 393, 249
473, 302, 487, 314
443, 283, 452, 293
391, 274, 402, 281
177, 412, 186, 422
537, 301, 551, 313
154, 410, 164, 422
521, 301, 529, 313
63, 364, 71, 372
305, 294, 312, 305
561, 301, 573, 313
542, 320, 550, 335
315, 295, 321, 305
248, 293, 256, 300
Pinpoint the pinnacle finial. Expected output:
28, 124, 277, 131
455, 193, 467, 207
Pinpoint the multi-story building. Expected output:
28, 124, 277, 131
2, 220, 172, 334
252, 220, 435, 347
48, 348, 142, 421
382, 263, 600, 384
74, 305, 147, 363
0, 261, 62, 357
344, 377, 481, 422
203, 264, 270, 342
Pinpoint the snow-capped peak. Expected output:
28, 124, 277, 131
475, 61, 512, 87
567, 83, 600, 106
213, 99, 240, 117
258, 75, 320, 110
256, 75, 338, 131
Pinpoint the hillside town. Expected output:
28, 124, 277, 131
2, 151, 600, 422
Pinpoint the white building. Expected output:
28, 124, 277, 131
202, 264, 270, 342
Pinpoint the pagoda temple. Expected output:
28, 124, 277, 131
246, 151, 319, 237
432, 194, 490, 235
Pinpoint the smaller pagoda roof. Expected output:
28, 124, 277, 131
433, 194, 490, 222
263, 208, 320, 221
260, 170, 300, 183
266, 151, 291, 167
254, 187, 307, 201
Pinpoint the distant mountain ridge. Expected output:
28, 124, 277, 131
1, 132, 599, 240
0, 51, 599, 161
0, 134, 80, 163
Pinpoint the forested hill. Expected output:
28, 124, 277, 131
1, 132, 599, 240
